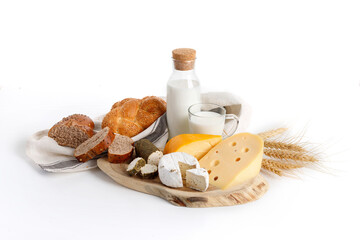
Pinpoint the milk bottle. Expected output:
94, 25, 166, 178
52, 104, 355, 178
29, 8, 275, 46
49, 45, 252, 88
166, 48, 201, 139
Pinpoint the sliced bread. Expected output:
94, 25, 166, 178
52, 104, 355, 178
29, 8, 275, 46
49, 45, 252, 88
48, 114, 95, 148
74, 127, 115, 162
108, 134, 134, 163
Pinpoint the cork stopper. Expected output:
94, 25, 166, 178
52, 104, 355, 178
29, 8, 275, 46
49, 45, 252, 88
172, 48, 196, 71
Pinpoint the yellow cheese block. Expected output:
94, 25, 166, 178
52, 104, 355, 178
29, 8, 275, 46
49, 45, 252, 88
164, 134, 222, 160
199, 133, 263, 190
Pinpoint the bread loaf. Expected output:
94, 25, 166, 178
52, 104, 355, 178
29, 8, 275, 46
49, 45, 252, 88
102, 96, 166, 137
48, 114, 94, 148
74, 127, 115, 162
108, 134, 134, 163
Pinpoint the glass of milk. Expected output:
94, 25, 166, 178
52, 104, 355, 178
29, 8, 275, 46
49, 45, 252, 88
188, 103, 239, 136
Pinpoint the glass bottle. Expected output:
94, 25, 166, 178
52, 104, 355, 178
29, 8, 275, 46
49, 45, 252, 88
166, 48, 201, 139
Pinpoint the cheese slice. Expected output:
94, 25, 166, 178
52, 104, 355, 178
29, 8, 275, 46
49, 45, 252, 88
164, 134, 222, 160
199, 133, 264, 190
186, 168, 209, 192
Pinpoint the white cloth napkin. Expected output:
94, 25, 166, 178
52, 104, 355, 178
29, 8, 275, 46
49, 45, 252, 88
26, 92, 252, 173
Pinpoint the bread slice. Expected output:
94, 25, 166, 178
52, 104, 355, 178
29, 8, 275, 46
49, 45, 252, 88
74, 127, 115, 162
108, 134, 134, 163
48, 114, 95, 148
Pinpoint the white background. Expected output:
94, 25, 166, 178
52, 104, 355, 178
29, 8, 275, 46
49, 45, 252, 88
1, 0, 359, 239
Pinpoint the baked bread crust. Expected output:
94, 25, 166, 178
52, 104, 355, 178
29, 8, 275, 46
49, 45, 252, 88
74, 127, 115, 162
108, 135, 134, 163
48, 114, 95, 148
102, 96, 166, 137
108, 150, 133, 163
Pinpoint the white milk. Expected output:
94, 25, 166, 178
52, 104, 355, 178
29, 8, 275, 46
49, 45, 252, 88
189, 111, 225, 135
166, 79, 201, 139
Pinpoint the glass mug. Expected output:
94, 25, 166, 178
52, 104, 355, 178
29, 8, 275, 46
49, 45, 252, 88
188, 103, 239, 137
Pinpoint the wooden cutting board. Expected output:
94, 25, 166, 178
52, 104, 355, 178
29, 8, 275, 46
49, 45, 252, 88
97, 157, 269, 208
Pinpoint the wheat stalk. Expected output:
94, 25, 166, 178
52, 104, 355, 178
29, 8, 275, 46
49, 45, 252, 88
261, 160, 283, 176
258, 127, 325, 177
263, 158, 304, 170
264, 140, 306, 152
257, 128, 288, 140
262, 158, 304, 176
264, 148, 318, 162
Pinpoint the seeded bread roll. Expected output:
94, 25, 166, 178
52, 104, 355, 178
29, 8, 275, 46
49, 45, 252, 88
74, 127, 115, 162
101, 96, 166, 137
48, 114, 95, 148
108, 134, 134, 163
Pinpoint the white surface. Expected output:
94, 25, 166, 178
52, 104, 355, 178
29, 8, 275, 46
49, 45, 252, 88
0, 1, 359, 240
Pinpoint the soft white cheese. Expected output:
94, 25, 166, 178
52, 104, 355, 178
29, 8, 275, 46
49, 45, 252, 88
147, 150, 163, 166
186, 168, 209, 192
158, 153, 183, 188
140, 164, 157, 174
176, 152, 200, 179
127, 157, 144, 171
158, 152, 200, 188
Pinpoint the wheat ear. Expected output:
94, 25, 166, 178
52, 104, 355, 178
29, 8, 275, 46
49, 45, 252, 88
257, 128, 288, 140
264, 148, 319, 162
264, 140, 306, 152
261, 160, 283, 176
263, 158, 304, 170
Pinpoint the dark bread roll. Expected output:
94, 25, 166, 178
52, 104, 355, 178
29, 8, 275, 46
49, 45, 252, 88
48, 114, 95, 148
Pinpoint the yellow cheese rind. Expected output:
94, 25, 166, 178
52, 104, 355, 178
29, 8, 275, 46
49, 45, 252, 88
199, 133, 264, 190
164, 134, 222, 160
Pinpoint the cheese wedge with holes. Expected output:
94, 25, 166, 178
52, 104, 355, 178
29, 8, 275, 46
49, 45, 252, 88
164, 134, 222, 160
199, 133, 263, 190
